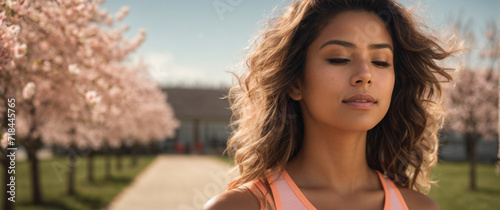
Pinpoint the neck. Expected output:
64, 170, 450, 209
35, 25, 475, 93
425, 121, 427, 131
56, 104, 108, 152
286, 124, 378, 195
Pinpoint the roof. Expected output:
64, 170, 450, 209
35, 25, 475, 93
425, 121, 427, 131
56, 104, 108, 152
162, 88, 232, 120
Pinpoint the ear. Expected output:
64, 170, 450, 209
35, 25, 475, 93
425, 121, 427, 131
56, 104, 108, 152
288, 79, 302, 101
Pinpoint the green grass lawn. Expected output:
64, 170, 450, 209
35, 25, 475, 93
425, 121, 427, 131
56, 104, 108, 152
1, 155, 156, 210
429, 162, 500, 210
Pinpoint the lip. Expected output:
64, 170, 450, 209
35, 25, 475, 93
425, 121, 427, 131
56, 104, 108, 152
342, 93, 377, 109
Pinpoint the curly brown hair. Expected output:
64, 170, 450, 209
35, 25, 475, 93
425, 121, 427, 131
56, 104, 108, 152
226, 0, 459, 197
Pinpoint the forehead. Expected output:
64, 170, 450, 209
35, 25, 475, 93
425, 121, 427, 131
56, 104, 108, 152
312, 11, 393, 48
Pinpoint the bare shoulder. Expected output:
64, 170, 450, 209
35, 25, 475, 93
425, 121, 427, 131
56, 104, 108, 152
202, 186, 260, 210
398, 186, 440, 210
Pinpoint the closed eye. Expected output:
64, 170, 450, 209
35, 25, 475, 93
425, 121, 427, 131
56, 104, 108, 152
372, 61, 391, 67
327, 58, 350, 64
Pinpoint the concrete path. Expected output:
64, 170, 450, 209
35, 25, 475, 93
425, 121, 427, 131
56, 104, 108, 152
107, 155, 235, 210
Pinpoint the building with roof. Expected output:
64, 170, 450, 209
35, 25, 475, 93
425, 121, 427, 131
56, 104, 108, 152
161, 87, 232, 154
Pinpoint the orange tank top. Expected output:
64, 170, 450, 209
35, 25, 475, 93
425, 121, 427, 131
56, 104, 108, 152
243, 170, 409, 210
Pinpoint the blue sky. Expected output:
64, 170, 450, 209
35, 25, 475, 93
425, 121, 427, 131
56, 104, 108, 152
102, 0, 499, 87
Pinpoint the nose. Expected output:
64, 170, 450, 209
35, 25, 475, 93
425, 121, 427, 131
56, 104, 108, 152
350, 59, 372, 86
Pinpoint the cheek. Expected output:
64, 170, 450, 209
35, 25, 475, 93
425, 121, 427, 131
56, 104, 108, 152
380, 71, 395, 106
304, 66, 343, 98
388, 72, 396, 93
301, 64, 339, 103
385, 74, 395, 93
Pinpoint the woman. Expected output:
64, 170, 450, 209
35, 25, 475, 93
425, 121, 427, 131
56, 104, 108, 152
205, 0, 458, 209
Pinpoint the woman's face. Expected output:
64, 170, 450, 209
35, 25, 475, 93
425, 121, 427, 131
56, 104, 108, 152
292, 11, 395, 132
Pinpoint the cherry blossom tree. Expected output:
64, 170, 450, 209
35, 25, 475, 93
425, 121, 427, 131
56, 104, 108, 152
443, 15, 499, 190
117, 66, 179, 167
87, 62, 179, 175
444, 21, 499, 189
0, 0, 120, 202
0, 5, 25, 210
479, 21, 500, 176
445, 69, 498, 190
0, 0, 177, 205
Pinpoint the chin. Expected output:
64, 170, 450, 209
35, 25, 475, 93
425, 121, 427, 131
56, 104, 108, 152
336, 122, 379, 132
350, 117, 384, 129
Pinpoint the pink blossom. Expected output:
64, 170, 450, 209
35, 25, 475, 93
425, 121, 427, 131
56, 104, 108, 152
87, 25, 99, 36
121, 25, 129, 32
115, 6, 130, 21
68, 64, 80, 75
5, 25, 20, 40
22, 82, 36, 100
75, 3, 85, 12
6, 0, 18, 9
42, 61, 51, 72
99, 8, 108, 19
13, 43, 26, 58
57, 0, 70, 6
65, 8, 74, 16
54, 55, 63, 64
104, 16, 113, 26
86, 90, 101, 105
445, 70, 498, 139
0, 16, 4, 27
138, 28, 146, 37
39, 41, 50, 51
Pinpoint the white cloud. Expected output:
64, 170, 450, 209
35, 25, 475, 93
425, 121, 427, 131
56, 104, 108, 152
137, 51, 219, 87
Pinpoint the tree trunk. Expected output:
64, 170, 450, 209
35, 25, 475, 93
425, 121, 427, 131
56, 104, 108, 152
497, 71, 500, 175
24, 102, 44, 203
116, 143, 123, 171
466, 134, 477, 190
131, 142, 138, 168
26, 145, 42, 204
1, 96, 14, 209
1, 150, 14, 210
87, 150, 94, 182
105, 143, 111, 179
67, 143, 77, 195
104, 149, 111, 179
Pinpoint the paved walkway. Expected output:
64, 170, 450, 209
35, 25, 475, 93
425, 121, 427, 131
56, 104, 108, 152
107, 155, 235, 210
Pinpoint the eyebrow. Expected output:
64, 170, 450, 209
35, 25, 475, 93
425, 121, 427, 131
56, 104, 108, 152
319, 40, 393, 53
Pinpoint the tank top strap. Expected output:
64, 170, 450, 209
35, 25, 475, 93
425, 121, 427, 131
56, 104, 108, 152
243, 179, 276, 210
268, 170, 316, 210
376, 171, 410, 210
